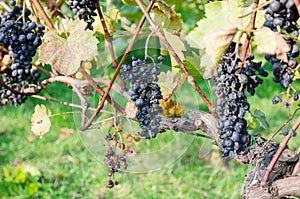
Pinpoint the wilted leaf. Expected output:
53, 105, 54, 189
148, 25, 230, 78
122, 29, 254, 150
254, 27, 290, 62
39, 19, 99, 75
31, 104, 51, 138
163, 30, 186, 61
202, 28, 237, 66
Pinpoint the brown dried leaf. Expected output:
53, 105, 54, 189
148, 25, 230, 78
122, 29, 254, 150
125, 101, 137, 119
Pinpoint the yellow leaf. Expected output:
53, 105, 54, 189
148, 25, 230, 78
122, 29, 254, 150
31, 105, 51, 138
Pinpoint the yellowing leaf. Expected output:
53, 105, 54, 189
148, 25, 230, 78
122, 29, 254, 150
39, 19, 99, 75
31, 104, 51, 138
254, 27, 290, 62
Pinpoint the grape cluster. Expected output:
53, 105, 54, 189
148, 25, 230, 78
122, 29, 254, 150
213, 44, 268, 158
103, 134, 127, 189
0, 1, 44, 106
121, 56, 163, 139
263, 0, 299, 88
68, 0, 97, 30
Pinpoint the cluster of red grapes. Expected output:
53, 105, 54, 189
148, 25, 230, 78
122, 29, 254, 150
68, 0, 97, 30
263, 0, 299, 88
213, 43, 268, 158
0, 1, 44, 105
121, 56, 163, 139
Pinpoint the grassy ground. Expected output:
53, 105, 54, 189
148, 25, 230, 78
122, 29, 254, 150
0, 72, 299, 198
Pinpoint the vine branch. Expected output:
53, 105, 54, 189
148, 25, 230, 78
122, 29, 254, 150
31, 0, 55, 30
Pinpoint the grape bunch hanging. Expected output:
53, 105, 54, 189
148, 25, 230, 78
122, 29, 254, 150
68, 0, 97, 30
263, 0, 299, 88
213, 43, 268, 158
0, 1, 44, 106
121, 56, 163, 139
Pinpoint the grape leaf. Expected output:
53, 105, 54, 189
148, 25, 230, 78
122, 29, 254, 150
187, 0, 251, 66
253, 109, 269, 129
254, 27, 290, 62
150, 4, 183, 32
163, 30, 186, 61
31, 104, 51, 138
158, 68, 185, 98
39, 19, 99, 75
93, 6, 120, 34
202, 27, 237, 68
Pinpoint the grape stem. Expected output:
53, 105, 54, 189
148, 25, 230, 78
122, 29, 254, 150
238, 0, 259, 67
134, 0, 217, 118
31, 0, 55, 30
80, 0, 156, 131
262, 114, 300, 185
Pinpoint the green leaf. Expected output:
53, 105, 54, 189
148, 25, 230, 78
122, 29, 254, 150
31, 104, 51, 138
39, 19, 99, 75
253, 109, 269, 129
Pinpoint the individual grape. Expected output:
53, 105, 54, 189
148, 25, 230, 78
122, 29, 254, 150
213, 43, 267, 158
272, 95, 282, 104
68, 0, 97, 30
293, 92, 299, 101
121, 56, 163, 139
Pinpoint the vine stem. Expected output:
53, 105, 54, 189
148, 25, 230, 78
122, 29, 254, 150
93, 0, 126, 88
262, 114, 300, 185
134, 0, 216, 117
78, 66, 125, 114
238, 0, 259, 66
31, 95, 97, 111
80, 0, 156, 131
31, 0, 55, 30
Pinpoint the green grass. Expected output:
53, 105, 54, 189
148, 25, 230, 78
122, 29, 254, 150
0, 73, 299, 198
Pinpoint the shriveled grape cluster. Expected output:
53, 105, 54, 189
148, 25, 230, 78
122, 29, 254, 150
68, 0, 97, 30
213, 44, 268, 158
121, 56, 163, 139
263, 0, 299, 88
103, 134, 127, 189
0, 1, 44, 105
